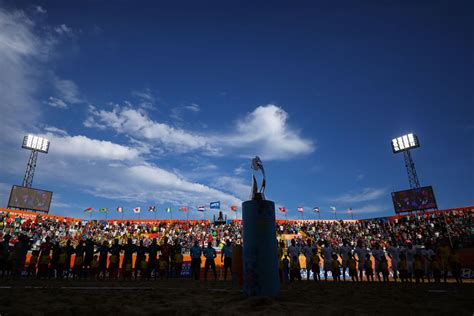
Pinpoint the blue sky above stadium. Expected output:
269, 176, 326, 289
0, 1, 472, 220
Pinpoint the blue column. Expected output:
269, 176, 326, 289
242, 199, 280, 297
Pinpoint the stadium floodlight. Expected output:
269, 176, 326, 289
391, 132, 421, 189
22, 134, 50, 153
391, 133, 419, 153
21, 134, 50, 188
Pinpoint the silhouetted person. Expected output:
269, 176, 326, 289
97, 241, 109, 278
204, 242, 217, 281
221, 239, 232, 280
135, 240, 146, 279
190, 240, 202, 280
148, 238, 159, 279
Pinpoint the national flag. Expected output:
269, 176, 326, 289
210, 201, 220, 209
165, 207, 172, 213
83, 207, 93, 213
348, 208, 353, 214
313, 207, 320, 213
197, 205, 206, 212
297, 207, 303, 213
230, 205, 237, 212
148, 206, 156, 212
179, 207, 188, 212
116, 207, 123, 213
330, 206, 336, 212
133, 207, 141, 214
278, 207, 287, 213
99, 208, 108, 213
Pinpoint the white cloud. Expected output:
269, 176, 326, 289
42, 132, 142, 161
47, 96, 68, 108
332, 188, 386, 204
132, 88, 155, 109
54, 78, 81, 103
214, 176, 250, 200
35, 6, 47, 14
224, 105, 314, 159
86, 105, 220, 154
352, 204, 390, 214
0, 8, 46, 132
85, 104, 315, 160
54, 24, 73, 37
234, 164, 246, 175
185, 103, 200, 112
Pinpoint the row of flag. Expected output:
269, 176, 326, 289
278, 206, 353, 213
83, 204, 239, 214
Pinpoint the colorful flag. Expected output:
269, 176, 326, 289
179, 207, 188, 212
83, 207, 93, 213
278, 207, 287, 213
297, 207, 303, 213
117, 207, 123, 213
197, 205, 206, 212
230, 205, 237, 212
133, 207, 141, 214
330, 206, 336, 212
348, 208, 353, 214
313, 207, 320, 213
148, 206, 156, 212
165, 207, 172, 213
99, 208, 108, 213
210, 201, 220, 209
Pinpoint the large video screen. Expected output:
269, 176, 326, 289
391, 186, 437, 213
8, 185, 53, 213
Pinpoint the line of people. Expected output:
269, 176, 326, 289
280, 238, 464, 283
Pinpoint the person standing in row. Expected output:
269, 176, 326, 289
221, 239, 232, 281
203, 242, 217, 281
339, 240, 352, 281
190, 240, 202, 280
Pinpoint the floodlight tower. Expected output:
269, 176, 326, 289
391, 133, 421, 189
21, 135, 50, 188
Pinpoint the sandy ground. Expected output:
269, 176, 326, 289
0, 279, 472, 316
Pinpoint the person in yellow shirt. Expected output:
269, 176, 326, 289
310, 249, 321, 281
159, 255, 168, 280
139, 258, 148, 279
174, 251, 183, 279
413, 254, 424, 283
331, 254, 341, 282
90, 255, 99, 279
347, 254, 358, 282
380, 256, 389, 282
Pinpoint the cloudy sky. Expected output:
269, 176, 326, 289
0, 1, 472, 220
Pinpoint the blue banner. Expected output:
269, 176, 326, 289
210, 201, 220, 209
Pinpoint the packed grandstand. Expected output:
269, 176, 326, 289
0, 206, 472, 282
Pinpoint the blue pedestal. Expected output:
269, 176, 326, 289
242, 199, 280, 297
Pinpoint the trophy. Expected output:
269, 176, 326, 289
250, 156, 266, 200
242, 156, 279, 297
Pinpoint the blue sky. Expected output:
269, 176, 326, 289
0, 0, 472, 220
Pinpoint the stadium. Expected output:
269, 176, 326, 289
1, 1, 473, 315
